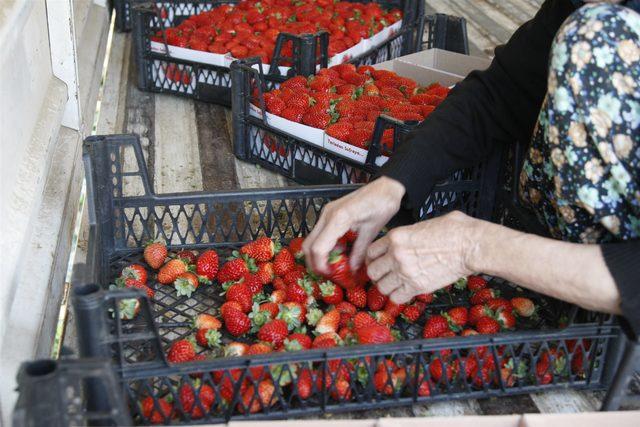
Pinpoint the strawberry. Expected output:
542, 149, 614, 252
302, 105, 332, 129
429, 357, 458, 383
272, 276, 286, 291
239, 273, 263, 295
315, 309, 341, 334
346, 286, 366, 308
273, 248, 295, 276
174, 271, 199, 297
220, 301, 243, 317
246, 342, 273, 380
401, 304, 422, 323
461, 328, 479, 336
195, 328, 221, 348
511, 297, 535, 317
141, 396, 173, 424
195, 249, 218, 282
118, 264, 148, 287
178, 381, 214, 419
325, 122, 353, 141
144, 241, 168, 270
218, 257, 254, 284
264, 92, 286, 115
347, 128, 371, 149
320, 281, 344, 305
288, 237, 305, 260
356, 324, 394, 344
326, 248, 356, 289
167, 339, 196, 364
176, 250, 197, 264
352, 311, 376, 329
281, 106, 306, 123
383, 300, 404, 318
422, 315, 450, 339
259, 302, 279, 319
285, 280, 308, 304
486, 298, 512, 314
258, 319, 289, 347
415, 293, 434, 304
270, 289, 286, 304
193, 313, 221, 331
223, 308, 251, 336
336, 301, 357, 327
312, 332, 341, 349
249, 302, 273, 332
467, 275, 488, 292
256, 262, 274, 285
367, 285, 388, 311
284, 333, 312, 351
280, 75, 307, 91
309, 75, 333, 92
374, 361, 405, 395
372, 310, 395, 326
239, 380, 276, 414
496, 310, 516, 330
468, 304, 490, 325
277, 301, 306, 330
476, 316, 501, 334
240, 237, 279, 262
444, 307, 468, 329
470, 288, 498, 305
158, 259, 189, 284
226, 283, 253, 312
224, 341, 249, 357
295, 367, 314, 399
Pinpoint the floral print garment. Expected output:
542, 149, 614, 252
520, 3, 640, 243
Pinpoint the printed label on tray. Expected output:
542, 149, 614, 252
324, 136, 390, 166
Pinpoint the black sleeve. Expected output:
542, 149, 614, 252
601, 242, 640, 337
381, 0, 577, 208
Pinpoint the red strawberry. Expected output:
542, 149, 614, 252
223, 308, 251, 337
195, 328, 221, 348
445, 307, 468, 329
325, 122, 353, 141
158, 259, 189, 284
295, 367, 314, 399
259, 302, 280, 319
422, 315, 450, 339
346, 286, 367, 308
258, 319, 289, 347
383, 300, 404, 318
312, 332, 341, 349
240, 379, 276, 414
176, 250, 197, 264
280, 106, 305, 123
240, 237, 278, 262
280, 75, 307, 91
141, 396, 173, 424
284, 333, 312, 351
218, 257, 254, 284
352, 311, 377, 329
372, 310, 395, 326
272, 276, 286, 291
429, 358, 458, 382
118, 264, 148, 287
470, 288, 498, 305
239, 273, 263, 295
196, 249, 218, 282
144, 241, 168, 270
467, 275, 488, 292
401, 304, 421, 323
174, 271, 199, 297
468, 304, 490, 325
347, 128, 371, 149
270, 289, 286, 304
511, 297, 535, 317
415, 293, 434, 304
496, 310, 516, 329
193, 313, 221, 330
302, 105, 332, 129
336, 301, 357, 327
374, 361, 406, 395
178, 381, 214, 419
356, 324, 394, 344
273, 248, 295, 276
167, 339, 196, 364
264, 92, 286, 115
476, 316, 501, 334
326, 248, 357, 289
226, 283, 253, 312
288, 237, 305, 260
286, 280, 308, 304
486, 298, 513, 314
367, 285, 388, 311
256, 262, 274, 285
320, 281, 344, 305
315, 309, 341, 334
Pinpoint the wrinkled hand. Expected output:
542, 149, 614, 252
303, 177, 406, 275
365, 211, 483, 303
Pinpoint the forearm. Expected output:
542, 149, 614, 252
468, 220, 621, 314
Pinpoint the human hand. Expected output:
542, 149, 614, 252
365, 211, 483, 303
303, 177, 406, 275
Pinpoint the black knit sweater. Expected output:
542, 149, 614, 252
381, 0, 640, 335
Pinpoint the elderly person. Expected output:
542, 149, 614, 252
303, 0, 640, 333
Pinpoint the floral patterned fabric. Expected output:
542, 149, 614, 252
520, 3, 640, 243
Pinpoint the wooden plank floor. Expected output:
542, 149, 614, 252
68, 0, 634, 417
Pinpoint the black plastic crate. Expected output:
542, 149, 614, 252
71, 133, 636, 424
114, 0, 135, 31
130, 0, 453, 106
230, 57, 463, 186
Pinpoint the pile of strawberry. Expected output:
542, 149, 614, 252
257, 63, 450, 151
152, 0, 402, 64
112, 233, 595, 424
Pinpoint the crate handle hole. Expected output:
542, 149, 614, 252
24, 360, 57, 377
